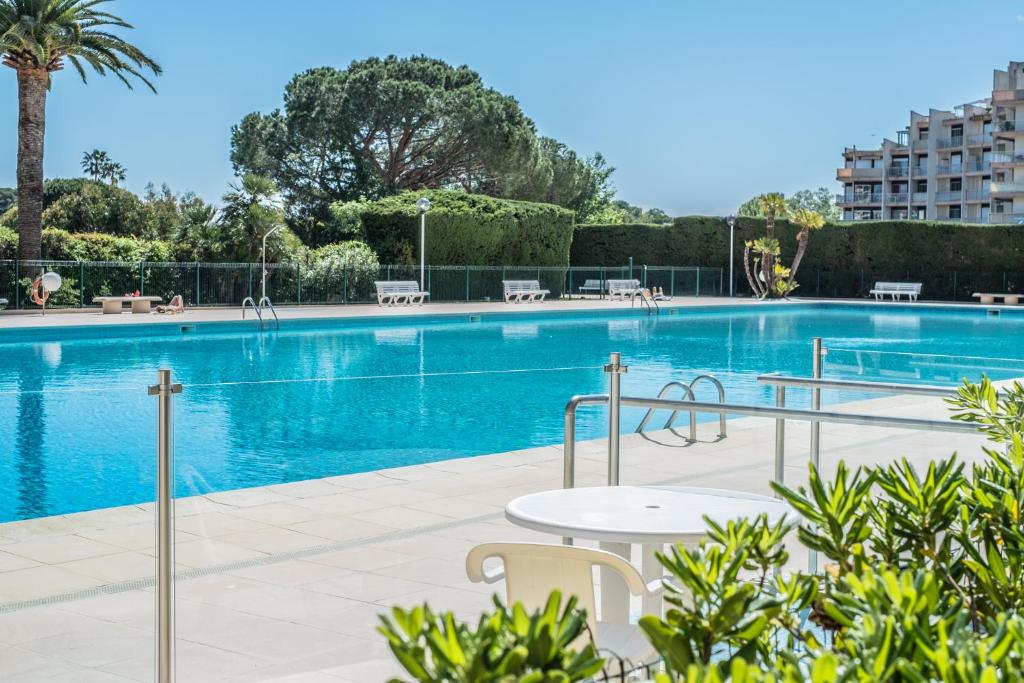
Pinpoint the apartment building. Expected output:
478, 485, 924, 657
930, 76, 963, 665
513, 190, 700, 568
837, 61, 1024, 224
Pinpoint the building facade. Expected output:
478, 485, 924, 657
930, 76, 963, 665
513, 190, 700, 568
837, 61, 1024, 224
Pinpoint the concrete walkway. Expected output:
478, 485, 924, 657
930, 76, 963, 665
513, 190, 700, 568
0, 391, 989, 682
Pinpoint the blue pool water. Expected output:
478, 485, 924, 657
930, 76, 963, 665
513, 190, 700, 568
2, 303, 1024, 522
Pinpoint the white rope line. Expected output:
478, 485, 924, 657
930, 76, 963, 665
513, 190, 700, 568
0, 365, 605, 397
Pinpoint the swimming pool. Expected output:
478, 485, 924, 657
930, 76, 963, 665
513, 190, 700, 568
2, 303, 1023, 522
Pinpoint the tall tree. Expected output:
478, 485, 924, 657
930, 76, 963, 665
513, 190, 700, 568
231, 55, 537, 244
1, 0, 160, 264
80, 149, 109, 180
786, 187, 839, 222
101, 160, 126, 187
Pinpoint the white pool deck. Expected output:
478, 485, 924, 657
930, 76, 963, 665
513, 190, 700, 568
0, 386, 990, 682
0, 298, 1008, 680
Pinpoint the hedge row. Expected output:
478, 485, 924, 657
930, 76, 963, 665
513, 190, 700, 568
361, 189, 575, 267
570, 218, 1024, 274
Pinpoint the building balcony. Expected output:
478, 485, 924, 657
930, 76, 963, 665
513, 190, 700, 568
912, 192, 928, 203
935, 191, 963, 203
994, 120, 1024, 133
885, 192, 909, 203
991, 151, 1024, 165
837, 167, 883, 180
836, 194, 882, 205
911, 165, 928, 176
936, 136, 964, 149
964, 191, 989, 202
885, 165, 909, 177
993, 89, 1024, 104
990, 182, 1024, 194
989, 212, 1024, 224
935, 164, 963, 176
965, 134, 991, 146
964, 161, 991, 173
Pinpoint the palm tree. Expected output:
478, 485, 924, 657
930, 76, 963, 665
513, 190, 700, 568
80, 149, 109, 180
786, 209, 825, 291
101, 160, 126, 187
755, 193, 787, 289
1, 0, 160, 265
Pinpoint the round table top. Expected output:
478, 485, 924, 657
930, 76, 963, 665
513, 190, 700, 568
505, 485, 794, 544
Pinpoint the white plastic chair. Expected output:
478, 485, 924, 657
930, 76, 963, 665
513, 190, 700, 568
465, 542, 661, 667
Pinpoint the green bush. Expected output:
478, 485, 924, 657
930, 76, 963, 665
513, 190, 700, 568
361, 189, 575, 267
0, 226, 17, 259
304, 241, 380, 302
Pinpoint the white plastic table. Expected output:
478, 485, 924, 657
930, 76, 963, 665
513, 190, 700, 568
505, 485, 793, 621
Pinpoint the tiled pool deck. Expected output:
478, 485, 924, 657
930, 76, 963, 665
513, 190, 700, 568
0, 390, 989, 682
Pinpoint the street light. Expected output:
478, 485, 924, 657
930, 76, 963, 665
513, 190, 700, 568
417, 197, 432, 291
726, 215, 737, 297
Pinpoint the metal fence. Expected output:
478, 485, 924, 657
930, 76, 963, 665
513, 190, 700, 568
730, 267, 1024, 301
0, 260, 723, 310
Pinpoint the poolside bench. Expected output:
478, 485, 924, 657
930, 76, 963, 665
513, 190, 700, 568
973, 293, 1020, 305
503, 280, 550, 303
578, 279, 603, 296
375, 281, 429, 306
93, 296, 163, 314
869, 282, 921, 302
607, 279, 642, 301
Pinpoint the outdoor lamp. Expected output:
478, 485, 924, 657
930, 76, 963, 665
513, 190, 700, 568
417, 197, 432, 291
726, 215, 736, 297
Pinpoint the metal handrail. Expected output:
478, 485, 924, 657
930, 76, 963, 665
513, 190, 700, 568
756, 373, 957, 397
257, 296, 280, 330
635, 376, 728, 441
241, 296, 263, 325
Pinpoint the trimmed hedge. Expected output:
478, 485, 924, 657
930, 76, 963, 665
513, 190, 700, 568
361, 189, 575, 267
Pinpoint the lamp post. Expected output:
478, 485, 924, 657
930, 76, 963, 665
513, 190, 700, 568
417, 197, 432, 292
726, 215, 736, 297
260, 225, 282, 304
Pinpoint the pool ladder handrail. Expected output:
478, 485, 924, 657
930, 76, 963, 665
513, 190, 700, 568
635, 374, 728, 441
634, 292, 660, 315
257, 296, 280, 330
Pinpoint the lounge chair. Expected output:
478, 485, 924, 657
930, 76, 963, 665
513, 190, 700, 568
502, 280, 550, 303
869, 282, 922, 301
466, 542, 659, 670
375, 281, 429, 306
607, 279, 642, 301
578, 279, 603, 296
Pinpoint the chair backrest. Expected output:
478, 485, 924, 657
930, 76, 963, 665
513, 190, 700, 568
465, 542, 646, 635
874, 282, 922, 293
581, 279, 602, 288
375, 280, 421, 294
607, 279, 641, 293
503, 280, 542, 294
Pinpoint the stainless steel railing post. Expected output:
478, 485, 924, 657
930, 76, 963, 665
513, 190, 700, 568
149, 369, 181, 683
605, 352, 628, 486
810, 338, 824, 471
773, 386, 786, 492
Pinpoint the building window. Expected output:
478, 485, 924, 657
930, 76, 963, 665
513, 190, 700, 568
949, 205, 962, 219
916, 180, 928, 193
891, 209, 908, 219
951, 124, 963, 138
950, 178, 962, 192
919, 128, 929, 141
914, 207, 926, 220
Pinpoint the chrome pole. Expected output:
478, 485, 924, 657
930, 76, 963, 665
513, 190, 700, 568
773, 386, 786, 492
149, 369, 181, 683
810, 338, 824, 470
605, 352, 628, 486
419, 212, 426, 292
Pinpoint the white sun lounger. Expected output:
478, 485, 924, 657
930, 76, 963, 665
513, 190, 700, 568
869, 282, 922, 301
607, 279, 642, 301
502, 280, 550, 303
578, 279, 603, 296
374, 281, 429, 306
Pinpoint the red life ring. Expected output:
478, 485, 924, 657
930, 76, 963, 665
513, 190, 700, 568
31, 277, 49, 306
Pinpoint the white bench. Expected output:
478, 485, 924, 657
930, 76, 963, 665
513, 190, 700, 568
869, 282, 921, 301
607, 279, 642, 301
93, 296, 163, 314
375, 281, 429, 306
973, 293, 1020, 305
578, 279, 603, 296
502, 280, 550, 303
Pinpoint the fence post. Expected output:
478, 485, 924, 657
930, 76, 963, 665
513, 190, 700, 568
343, 267, 348, 304
247, 263, 253, 300
14, 260, 19, 310
140, 261, 146, 295
568, 268, 574, 300
816, 270, 821, 297
696, 268, 701, 297
194, 262, 200, 306
465, 266, 470, 302
953, 271, 958, 301
670, 267, 675, 297
642, 265, 647, 289
600, 266, 606, 299
627, 257, 633, 279
79, 261, 85, 307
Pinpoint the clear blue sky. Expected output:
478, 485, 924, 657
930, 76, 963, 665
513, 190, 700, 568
1, 0, 1022, 216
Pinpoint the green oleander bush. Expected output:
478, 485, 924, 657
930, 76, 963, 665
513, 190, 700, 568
361, 189, 575, 267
